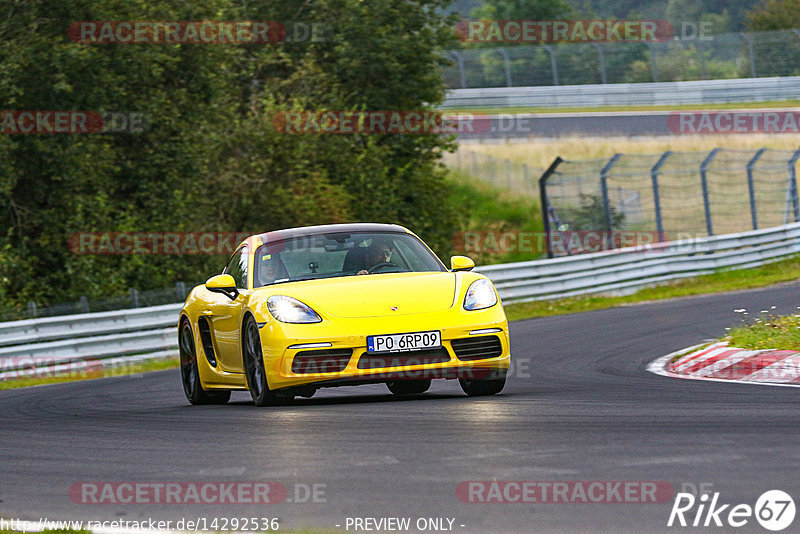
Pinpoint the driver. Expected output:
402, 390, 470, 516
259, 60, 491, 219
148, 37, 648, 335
357, 238, 394, 275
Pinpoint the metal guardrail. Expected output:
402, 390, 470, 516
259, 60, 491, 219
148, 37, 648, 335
2, 222, 799, 378
441, 76, 800, 109
477, 221, 800, 303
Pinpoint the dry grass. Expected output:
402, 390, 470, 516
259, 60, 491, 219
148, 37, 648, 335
459, 134, 800, 170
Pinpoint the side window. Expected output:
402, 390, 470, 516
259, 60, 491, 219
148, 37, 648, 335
223, 246, 248, 288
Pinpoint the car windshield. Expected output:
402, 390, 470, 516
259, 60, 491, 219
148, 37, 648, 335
254, 231, 446, 287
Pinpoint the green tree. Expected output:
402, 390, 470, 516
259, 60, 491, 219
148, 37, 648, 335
746, 0, 800, 30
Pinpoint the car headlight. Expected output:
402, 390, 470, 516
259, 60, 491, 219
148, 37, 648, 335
463, 279, 498, 311
267, 295, 322, 323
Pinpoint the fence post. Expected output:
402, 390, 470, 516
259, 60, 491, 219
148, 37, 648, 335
740, 33, 757, 78
646, 42, 659, 82
129, 288, 140, 308
746, 148, 766, 230
700, 148, 720, 236
450, 51, 467, 88
540, 157, 564, 258
650, 150, 671, 241
600, 153, 623, 234
543, 45, 559, 85
176, 281, 186, 300
497, 47, 512, 87
789, 148, 800, 222
591, 43, 607, 84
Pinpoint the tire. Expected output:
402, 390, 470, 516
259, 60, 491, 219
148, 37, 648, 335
179, 317, 231, 405
386, 379, 431, 395
459, 370, 507, 397
243, 316, 290, 406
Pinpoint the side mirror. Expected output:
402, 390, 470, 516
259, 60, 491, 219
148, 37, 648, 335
205, 274, 239, 300
450, 255, 475, 272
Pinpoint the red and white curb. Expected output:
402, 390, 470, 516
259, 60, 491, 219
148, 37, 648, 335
648, 341, 800, 388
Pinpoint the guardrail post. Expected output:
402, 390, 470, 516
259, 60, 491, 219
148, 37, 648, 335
789, 148, 800, 222
600, 154, 623, 235
449, 51, 467, 88
646, 42, 659, 82
497, 48, 512, 87
740, 33, 757, 78
650, 150, 671, 241
27, 301, 37, 318
746, 148, 766, 230
540, 157, 564, 258
542, 45, 559, 85
591, 43, 607, 84
129, 288, 140, 308
79, 296, 89, 313
176, 281, 186, 299
700, 148, 720, 236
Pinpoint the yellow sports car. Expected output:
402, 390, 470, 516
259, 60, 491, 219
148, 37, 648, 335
178, 223, 510, 406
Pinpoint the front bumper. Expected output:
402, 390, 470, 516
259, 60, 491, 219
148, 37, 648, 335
260, 306, 510, 390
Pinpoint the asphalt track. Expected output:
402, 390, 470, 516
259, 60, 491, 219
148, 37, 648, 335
2, 283, 800, 533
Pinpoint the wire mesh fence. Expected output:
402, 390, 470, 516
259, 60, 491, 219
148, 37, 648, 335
442, 148, 542, 196
542, 148, 800, 256
443, 29, 800, 88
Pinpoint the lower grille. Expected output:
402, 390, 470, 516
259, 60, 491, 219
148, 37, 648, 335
357, 348, 451, 369
292, 349, 352, 374
451, 335, 503, 361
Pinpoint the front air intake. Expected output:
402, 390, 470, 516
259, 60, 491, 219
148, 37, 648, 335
292, 349, 352, 374
451, 335, 503, 361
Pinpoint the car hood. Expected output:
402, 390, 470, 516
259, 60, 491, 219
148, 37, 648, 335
266, 272, 458, 318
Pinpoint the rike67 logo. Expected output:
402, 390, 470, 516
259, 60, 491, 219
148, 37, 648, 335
668, 490, 795, 531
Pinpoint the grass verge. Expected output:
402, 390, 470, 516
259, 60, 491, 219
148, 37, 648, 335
727, 309, 800, 351
0, 357, 179, 391
447, 169, 544, 264
503, 254, 800, 322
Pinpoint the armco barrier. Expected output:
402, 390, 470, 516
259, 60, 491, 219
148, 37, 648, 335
2, 222, 800, 377
477, 221, 800, 303
440, 76, 800, 109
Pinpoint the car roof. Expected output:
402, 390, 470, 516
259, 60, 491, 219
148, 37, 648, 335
256, 223, 410, 244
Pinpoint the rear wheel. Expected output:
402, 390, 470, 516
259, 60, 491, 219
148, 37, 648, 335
243, 316, 290, 406
179, 318, 230, 405
386, 379, 431, 395
459, 370, 507, 396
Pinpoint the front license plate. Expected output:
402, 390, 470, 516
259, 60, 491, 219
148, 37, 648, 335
367, 330, 441, 353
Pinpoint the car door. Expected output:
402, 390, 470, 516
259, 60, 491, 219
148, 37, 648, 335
204, 245, 250, 373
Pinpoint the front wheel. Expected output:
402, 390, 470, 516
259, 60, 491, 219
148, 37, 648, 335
243, 316, 288, 406
459, 370, 507, 396
179, 318, 230, 405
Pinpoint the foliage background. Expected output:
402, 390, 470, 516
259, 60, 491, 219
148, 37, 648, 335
0, 0, 461, 310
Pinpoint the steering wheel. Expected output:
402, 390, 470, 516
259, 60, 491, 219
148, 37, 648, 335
368, 262, 398, 273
